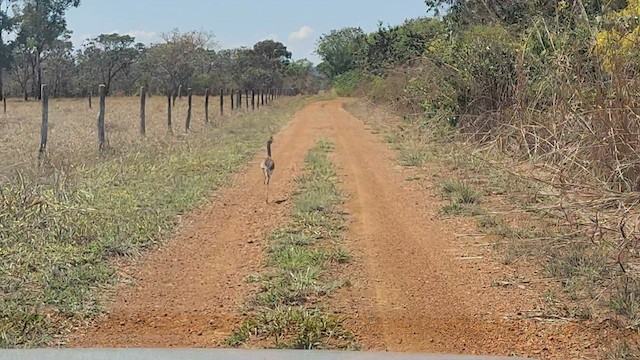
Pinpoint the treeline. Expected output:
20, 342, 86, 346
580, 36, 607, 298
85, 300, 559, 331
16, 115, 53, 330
317, 0, 640, 190
0, 1, 326, 100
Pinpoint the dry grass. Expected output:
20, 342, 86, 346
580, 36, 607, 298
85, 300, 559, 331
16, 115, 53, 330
345, 98, 640, 355
0, 93, 328, 348
0, 95, 243, 180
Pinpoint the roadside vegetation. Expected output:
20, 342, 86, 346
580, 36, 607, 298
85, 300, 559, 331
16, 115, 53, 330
318, 0, 640, 354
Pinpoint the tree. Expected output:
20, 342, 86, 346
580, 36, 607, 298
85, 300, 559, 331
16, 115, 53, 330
315, 27, 364, 79
208, 48, 235, 90
14, 0, 80, 99
253, 39, 291, 64
77, 33, 143, 95
140, 29, 215, 96
9, 41, 32, 99
41, 34, 74, 97
424, 0, 626, 26
355, 18, 443, 75
284, 59, 315, 94
0, 0, 14, 99
227, 40, 292, 90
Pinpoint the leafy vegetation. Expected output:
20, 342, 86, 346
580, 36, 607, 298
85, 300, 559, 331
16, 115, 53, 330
332, 70, 362, 97
227, 139, 356, 350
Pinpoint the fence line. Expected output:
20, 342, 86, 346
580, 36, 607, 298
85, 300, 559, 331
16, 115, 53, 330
38, 84, 48, 164
204, 88, 209, 124
140, 86, 146, 136
25, 85, 297, 161
185, 88, 192, 132
97, 84, 106, 153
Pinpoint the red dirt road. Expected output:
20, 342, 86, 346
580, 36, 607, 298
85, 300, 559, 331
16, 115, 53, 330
68, 101, 327, 347
69, 98, 612, 358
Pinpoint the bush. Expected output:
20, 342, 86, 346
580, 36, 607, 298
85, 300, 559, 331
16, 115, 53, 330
333, 70, 364, 96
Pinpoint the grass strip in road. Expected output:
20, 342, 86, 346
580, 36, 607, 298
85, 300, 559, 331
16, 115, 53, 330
227, 139, 357, 350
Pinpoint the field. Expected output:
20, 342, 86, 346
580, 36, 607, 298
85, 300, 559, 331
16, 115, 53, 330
1, 94, 258, 177
1, 94, 638, 358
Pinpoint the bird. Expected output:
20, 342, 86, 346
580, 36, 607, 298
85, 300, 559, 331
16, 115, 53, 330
260, 136, 275, 202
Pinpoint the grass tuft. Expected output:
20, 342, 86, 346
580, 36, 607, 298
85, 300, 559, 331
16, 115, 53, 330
227, 139, 356, 350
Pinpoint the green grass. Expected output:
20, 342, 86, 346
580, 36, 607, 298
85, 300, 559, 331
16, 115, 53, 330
610, 276, 640, 328
439, 179, 482, 216
399, 144, 428, 167
605, 340, 640, 359
226, 139, 357, 350
441, 179, 481, 204
0, 95, 328, 348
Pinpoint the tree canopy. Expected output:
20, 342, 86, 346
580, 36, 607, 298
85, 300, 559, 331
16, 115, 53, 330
315, 27, 364, 79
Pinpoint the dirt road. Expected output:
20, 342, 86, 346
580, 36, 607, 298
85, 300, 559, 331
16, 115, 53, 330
69, 98, 603, 358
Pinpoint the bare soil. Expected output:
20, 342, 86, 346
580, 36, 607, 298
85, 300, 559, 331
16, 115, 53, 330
68, 98, 621, 359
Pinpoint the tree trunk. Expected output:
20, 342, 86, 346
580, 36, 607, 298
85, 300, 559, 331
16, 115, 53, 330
0, 68, 4, 101
30, 64, 36, 100
106, 69, 112, 95
36, 52, 42, 100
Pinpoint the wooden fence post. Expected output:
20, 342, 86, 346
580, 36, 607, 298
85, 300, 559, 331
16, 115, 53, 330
251, 90, 255, 110
205, 88, 209, 123
97, 84, 106, 152
38, 84, 48, 163
220, 88, 224, 117
140, 86, 146, 136
167, 92, 173, 133
185, 88, 192, 132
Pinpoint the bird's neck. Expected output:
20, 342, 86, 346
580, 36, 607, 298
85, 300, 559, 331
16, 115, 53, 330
267, 142, 272, 157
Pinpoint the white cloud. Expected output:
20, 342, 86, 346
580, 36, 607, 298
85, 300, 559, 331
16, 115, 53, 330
70, 33, 93, 48
125, 30, 160, 44
288, 26, 314, 41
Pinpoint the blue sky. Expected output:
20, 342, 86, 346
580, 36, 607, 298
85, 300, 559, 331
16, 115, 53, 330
65, 0, 429, 64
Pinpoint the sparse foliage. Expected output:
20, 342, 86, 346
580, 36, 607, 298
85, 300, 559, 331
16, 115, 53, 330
77, 33, 144, 95
140, 29, 215, 96
13, 0, 81, 99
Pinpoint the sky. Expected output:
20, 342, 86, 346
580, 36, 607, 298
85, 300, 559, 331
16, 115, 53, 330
65, 0, 429, 65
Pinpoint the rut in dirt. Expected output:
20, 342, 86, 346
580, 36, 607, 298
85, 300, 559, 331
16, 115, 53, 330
68, 98, 591, 358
